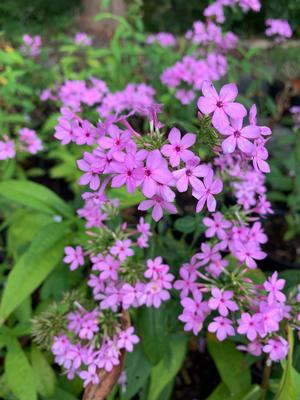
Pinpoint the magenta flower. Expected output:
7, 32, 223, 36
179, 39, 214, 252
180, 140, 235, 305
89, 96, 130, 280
174, 265, 198, 298
161, 127, 196, 167
192, 170, 223, 212
63, 246, 84, 271
208, 288, 238, 316
77, 152, 103, 190
197, 81, 247, 130
196, 242, 221, 266
79, 364, 99, 387
234, 241, 266, 269
117, 327, 139, 352
110, 239, 134, 262
141, 150, 173, 198
203, 212, 231, 239
54, 117, 78, 145
208, 316, 235, 341
98, 125, 131, 154
263, 337, 289, 362
173, 156, 209, 192
145, 257, 166, 279
219, 118, 260, 154
0, 139, 15, 160
237, 312, 260, 341
97, 255, 120, 281
263, 272, 286, 304
138, 195, 176, 221
111, 154, 144, 193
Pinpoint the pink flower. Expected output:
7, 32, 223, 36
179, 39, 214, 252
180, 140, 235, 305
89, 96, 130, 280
145, 257, 166, 279
192, 170, 223, 212
117, 327, 139, 352
208, 316, 235, 341
174, 265, 198, 298
97, 255, 120, 281
0, 139, 15, 160
208, 288, 238, 316
197, 81, 247, 130
111, 154, 144, 194
219, 118, 260, 154
77, 152, 103, 190
263, 272, 286, 304
54, 117, 78, 145
110, 239, 134, 262
145, 281, 170, 308
233, 241, 266, 268
79, 364, 99, 387
63, 246, 84, 271
161, 127, 196, 167
138, 195, 177, 221
141, 150, 173, 198
196, 242, 221, 266
263, 337, 289, 362
237, 312, 260, 341
173, 156, 209, 192
203, 212, 231, 239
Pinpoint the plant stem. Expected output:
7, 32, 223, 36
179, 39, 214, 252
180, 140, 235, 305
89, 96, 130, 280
261, 359, 272, 400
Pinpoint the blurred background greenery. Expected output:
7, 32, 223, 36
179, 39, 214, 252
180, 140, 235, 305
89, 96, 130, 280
2, 0, 300, 40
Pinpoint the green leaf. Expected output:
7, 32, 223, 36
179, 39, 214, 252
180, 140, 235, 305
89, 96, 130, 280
137, 306, 169, 365
208, 383, 262, 400
147, 335, 187, 400
5, 338, 37, 400
48, 388, 78, 400
29, 345, 57, 397
0, 180, 72, 217
174, 215, 196, 233
0, 223, 69, 323
207, 334, 251, 396
274, 327, 297, 400
108, 187, 144, 209
121, 344, 151, 400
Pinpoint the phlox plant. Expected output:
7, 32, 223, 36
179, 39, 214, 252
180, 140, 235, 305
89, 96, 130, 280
30, 79, 300, 399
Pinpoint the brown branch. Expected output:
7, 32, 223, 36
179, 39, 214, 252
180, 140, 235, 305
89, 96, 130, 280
82, 311, 130, 400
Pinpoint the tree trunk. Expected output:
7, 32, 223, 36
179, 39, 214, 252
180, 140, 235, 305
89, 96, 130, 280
79, 0, 126, 43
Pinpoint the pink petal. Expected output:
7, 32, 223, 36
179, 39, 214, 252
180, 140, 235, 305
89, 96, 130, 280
220, 83, 238, 102
223, 102, 247, 119
168, 127, 181, 144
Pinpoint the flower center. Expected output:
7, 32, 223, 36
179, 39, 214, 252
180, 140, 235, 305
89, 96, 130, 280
175, 145, 181, 152
234, 130, 241, 138
216, 100, 223, 108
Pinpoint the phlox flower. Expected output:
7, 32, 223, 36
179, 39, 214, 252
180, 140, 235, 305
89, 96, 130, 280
263, 337, 289, 362
208, 316, 235, 341
97, 255, 120, 281
111, 154, 144, 194
173, 156, 209, 192
117, 327, 139, 352
161, 127, 196, 167
237, 312, 260, 341
63, 246, 84, 271
138, 195, 177, 221
196, 242, 221, 266
79, 364, 99, 387
0, 138, 15, 160
233, 241, 266, 269
54, 117, 79, 145
174, 265, 198, 298
203, 212, 231, 239
197, 81, 247, 130
208, 288, 238, 316
219, 117, 260, 154
110, 239, 134, 262
192, 170, 223, 212
77, 152, 103, 190
263, 272, 286, 304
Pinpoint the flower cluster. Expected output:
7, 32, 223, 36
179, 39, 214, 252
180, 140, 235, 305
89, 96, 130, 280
146, 32, 176, 48
74, 32, 92, 46
0, 128, 43, 160
203, 0, 261, 24
20, 34, 42, 57
265, 19, 293, 43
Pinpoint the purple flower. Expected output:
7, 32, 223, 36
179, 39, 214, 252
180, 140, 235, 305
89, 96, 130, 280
97, 255, 120, 281
138, 195, 177, 221
111, 154, 144, 194
192, 169, 223, 212
203, 212, 231, 239
173, 156, 209, 192
208, 316, 235, 341
110, 239, 134, 262
63, 246, 84, 271
141, 150, 173, 198
263, 337, 289, 362
79, 364, 99, 387
117, 327, 139, 352
237, 312, 260, 341
77, 152, 103, 190
197, 81, 247, 130
233, 241, 266, 269
161, 127, 196, 167
208, 288, 238, 316
219, 118, 260, 154
263, 272, 286, 304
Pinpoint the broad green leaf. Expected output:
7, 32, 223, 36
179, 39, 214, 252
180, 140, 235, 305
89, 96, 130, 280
48, 388, 78, 400
29, 345, 56, 397
0, 180, 72, 217
208, 383, 261, 400
5, 338, 37, 400
121, 344, 151, 400
108, 187, 144, 209
275, 327, 297, 400
137, 306, 169, 365
0, 223, 69, 322
207, 334, 251, 396
174, 215, 196, 233
147, 335, 187, 400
